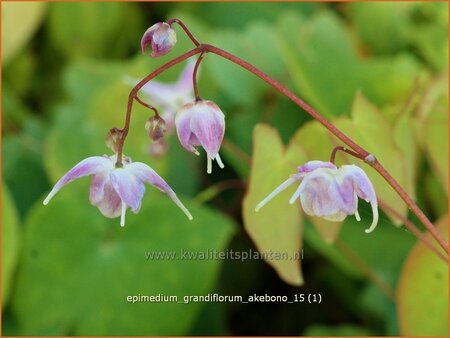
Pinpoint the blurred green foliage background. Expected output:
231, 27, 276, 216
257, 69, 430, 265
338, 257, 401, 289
2, 2, 448, 336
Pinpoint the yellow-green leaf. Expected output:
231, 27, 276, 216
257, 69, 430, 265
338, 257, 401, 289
423, 107, 448, 194
2, 2, 46, 65
397, 215, 449, 336
243, 124, 306, 285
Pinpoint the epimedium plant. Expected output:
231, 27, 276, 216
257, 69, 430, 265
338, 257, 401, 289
43, 19, 448, 271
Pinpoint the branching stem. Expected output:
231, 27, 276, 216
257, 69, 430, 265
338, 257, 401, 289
116, 19, 448, 257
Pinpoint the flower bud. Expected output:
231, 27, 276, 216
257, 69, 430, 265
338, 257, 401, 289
175, 100, 225, 174
105, 128, 123, 153
145, 115, 167, 141
141, 22, 177, 57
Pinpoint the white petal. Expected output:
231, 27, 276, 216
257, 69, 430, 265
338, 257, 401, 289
255, 176, 298, 212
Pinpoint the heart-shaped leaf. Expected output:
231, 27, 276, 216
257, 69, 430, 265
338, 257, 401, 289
243, 124, 306, 285
397, 215, 448, 336
13, 189, 234, 335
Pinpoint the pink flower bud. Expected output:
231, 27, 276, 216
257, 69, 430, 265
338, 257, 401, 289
145, 115, 167, 141
141, 22, 177, 57
175, 100, 225, 174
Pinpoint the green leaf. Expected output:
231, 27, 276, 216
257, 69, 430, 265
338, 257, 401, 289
349, 2, 413, 54
423, 103, 448, 194
277, 11, 358, 117
397, 215, 449, 336
3, 134, 50, 218
278, 11, 422, 117
13, 189, 234, 335
2, 184, 21, 307
176, 2, 318, 29
207, 22, 285, 105
303, 323, 374, 336
243, 124, 306, 285
2, 2, 46, 65
303, 221, 361, 278
47, 2, 141, 59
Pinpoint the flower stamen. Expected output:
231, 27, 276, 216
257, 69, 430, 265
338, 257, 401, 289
120, 201, 126, 227
216, 154, 225, 169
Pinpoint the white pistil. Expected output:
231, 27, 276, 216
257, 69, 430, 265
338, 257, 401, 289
207, 155, 212, 174
365, 201, 379, 234
120, 201, 126, 227
355, 209, 361, 221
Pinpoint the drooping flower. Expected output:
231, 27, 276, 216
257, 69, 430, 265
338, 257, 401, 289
141, 22, 177, 57
255, 160, 379, 233
175, 100, 225, 174
43, 155, 193, 226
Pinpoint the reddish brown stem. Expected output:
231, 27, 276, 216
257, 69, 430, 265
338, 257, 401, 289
117, 25, 448, 256
167, 18, 200, 46
193, 51, 206, 101
134, 96, 159, 116
115, 47, 201, 165
201, 43, 448, 256
330, 146, 365, 164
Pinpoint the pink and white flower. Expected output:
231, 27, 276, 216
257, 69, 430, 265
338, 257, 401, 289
175, 100, 225, 174
255, 160, 379, 233
141, 22, 177, 57
43, 155, 192, 226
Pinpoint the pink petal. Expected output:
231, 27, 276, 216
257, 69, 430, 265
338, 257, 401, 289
175, 103, 197, 153
297, 160, 337, 174
340, 165, 378, 233
340, 165, 376, 202
126, 162, 193, 220
141, 24, 158, 54
89, 173, 122, 218
126, 162, 171, 193
110, 168, 145, 213
43, 156, 113, 205
298, 169, 346, 221
190, 101, 225, 157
